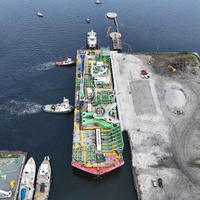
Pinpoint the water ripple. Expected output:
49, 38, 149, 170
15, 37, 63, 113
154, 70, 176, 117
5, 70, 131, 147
0, 98, 42, 116
32, 62, 55, 71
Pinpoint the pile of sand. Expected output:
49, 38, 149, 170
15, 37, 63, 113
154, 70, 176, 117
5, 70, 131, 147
165, 89, 186, 108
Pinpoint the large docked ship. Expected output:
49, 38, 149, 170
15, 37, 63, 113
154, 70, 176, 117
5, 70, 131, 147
72, 47, 124, 175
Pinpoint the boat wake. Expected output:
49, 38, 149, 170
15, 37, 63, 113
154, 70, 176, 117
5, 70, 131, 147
0, 99, 42, 116
33, 62, 55, 71
15, 62, 55, 79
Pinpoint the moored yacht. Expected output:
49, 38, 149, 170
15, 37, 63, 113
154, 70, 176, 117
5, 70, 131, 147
18, 157, 36, 200
34, 156, 51, 200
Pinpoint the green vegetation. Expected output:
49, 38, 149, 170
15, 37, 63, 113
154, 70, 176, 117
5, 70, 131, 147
196, 157, 200, 160
181, 50, 189, 55
131, 51, 191, 58
0, 152, 21, 158
131, 51, 200, 64
132, 52, 193, 58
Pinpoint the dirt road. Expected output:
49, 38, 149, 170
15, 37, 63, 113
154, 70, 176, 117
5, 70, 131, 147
111, 52, 200, 200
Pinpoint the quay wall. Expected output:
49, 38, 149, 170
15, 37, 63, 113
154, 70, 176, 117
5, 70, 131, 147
110, 51, 141, 199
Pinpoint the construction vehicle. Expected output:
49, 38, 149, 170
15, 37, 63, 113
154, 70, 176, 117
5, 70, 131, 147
167, 65, 176, 72
141, 70, 148, 75
174, 110, 185, 115
141, 75, 150, 79
148, 59, 154, 65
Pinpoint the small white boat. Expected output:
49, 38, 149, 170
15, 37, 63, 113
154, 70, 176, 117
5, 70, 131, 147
34, 156, 51, 200
86, 18, 90, 23
43, 97, 74, 114
95, 0, 102, 4
87, 30, 98, 49
37, 12, 43, 17
18, 157, 36, 200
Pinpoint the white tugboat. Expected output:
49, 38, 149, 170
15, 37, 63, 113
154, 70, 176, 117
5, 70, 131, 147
43, 97, 74, 114
87, 30, 98, 49
18, 157, 36, 200
34, 156, 51, 200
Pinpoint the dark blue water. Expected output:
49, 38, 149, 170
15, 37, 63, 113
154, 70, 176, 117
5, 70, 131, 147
1, 0, 200, 199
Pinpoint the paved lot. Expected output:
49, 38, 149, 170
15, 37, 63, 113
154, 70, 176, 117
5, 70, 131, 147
130, 81, 157, 115
0, 153, 26, 200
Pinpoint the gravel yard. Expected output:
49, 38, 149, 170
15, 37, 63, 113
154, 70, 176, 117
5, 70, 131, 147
111, 52, 200, 200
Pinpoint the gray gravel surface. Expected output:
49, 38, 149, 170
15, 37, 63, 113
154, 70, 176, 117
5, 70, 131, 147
111, 52, 200, 200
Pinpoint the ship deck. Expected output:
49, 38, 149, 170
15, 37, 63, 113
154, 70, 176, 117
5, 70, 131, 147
72, 48, 124, 175
34, 182, 51, 200
34, 160, 51, 200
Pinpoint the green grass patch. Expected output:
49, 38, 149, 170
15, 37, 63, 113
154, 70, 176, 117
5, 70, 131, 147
131, 52, 199, 63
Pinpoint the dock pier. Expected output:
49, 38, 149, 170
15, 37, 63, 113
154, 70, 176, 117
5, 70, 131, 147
0, 151, 27, 200
106, 12, 122, 51
114, 17, 119, 33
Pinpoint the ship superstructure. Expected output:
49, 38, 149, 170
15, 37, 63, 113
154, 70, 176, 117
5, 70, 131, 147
72, 47, 124, 175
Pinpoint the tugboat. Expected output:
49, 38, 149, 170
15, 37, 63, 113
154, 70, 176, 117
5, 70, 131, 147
36, 12, 43, 17
86, 18, 90, 23
43, 97, 74, 114
18, 157, 36, 200
55, 58, 76, 66
34, 156, 51, 200
87, 30, 98, 49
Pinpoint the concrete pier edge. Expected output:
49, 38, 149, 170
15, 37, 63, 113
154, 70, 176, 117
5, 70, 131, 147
14, 152, 27, 200
110, 51, 141, 199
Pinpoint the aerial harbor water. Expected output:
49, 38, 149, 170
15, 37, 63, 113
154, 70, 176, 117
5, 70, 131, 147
1, 0, 200, 199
